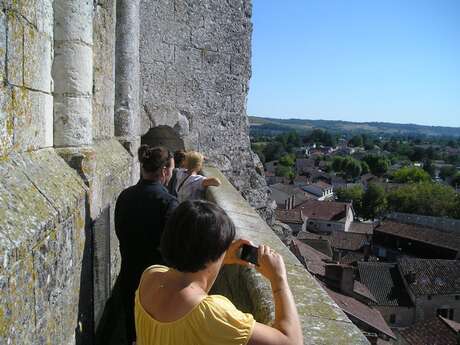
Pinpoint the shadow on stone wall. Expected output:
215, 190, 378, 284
75, 197, 94, 345
141, 126, 185, 152
94, 277, 127, 345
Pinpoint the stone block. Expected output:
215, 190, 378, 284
0, 85, 14, 158
6, 87, 53, 151
53, 43, 93, 95
54, 95, 92, 147
12, 149, 86, 220
202, 50, 231, 74
140, 37, 174, 64
0, 11, 6, 81
54, 0, 92, 44
36, 0, 53, 36
163, 21, 191, 46
6, 12, 23, 86
0, 155, 56, 255
191, 26, 219, 51
24, 25, 52, 93
33, 212, 85, 345
93, 1, 116, 140
0, 256, 36, 344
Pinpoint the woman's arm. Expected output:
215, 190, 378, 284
224, 240, 303, 345
202, 176, 221, 188
248, 245, 302, 345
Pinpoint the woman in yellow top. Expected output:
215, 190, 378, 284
135, 200, 303, 345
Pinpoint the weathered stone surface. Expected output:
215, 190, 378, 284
140, 0, 268, 210
115, 0, 140, 142
33, 209, 85, 345
53, 44, 93, 95
0, 85, 14, 158
5, 0, 53, 35
204, 167, 370, 344
53, 95, 93, 147
0, 11, 6, 81
0, 149, 87, 344
54, 0, 93, 44
6, 12, 24, 87
6, 87, 53, 151
93, 0, 116, 140
24, 25, 52, 93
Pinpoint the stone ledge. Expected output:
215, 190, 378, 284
203, 166, 370, 345
0, 149, 87, 264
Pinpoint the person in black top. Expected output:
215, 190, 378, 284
115, 145, 179, 344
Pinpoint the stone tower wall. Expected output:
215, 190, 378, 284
139, 0, 267, 208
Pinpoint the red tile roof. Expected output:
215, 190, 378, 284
275, 209, 303, 224
295, 200, 351, 221
290, 239, 331, 277
297, 231, 369, 251
400, 316, 459, 345
323, 286, 395, 339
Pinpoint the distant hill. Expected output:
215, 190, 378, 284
249, 116, 460, 138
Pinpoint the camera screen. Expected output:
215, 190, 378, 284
240, 244, 258, 265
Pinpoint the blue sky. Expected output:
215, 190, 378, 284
247, 0, 460, 127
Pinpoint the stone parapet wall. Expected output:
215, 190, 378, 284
204, 167, 370, 345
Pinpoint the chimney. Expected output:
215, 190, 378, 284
325, 264, 355, 296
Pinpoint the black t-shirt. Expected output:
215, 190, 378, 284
115, 179, 179, 286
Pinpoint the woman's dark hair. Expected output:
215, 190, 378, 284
174, 150, 186, 167
161, 200, 236, 273
138, 145, 173, 173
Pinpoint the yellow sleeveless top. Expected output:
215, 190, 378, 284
134, 265, 255, 345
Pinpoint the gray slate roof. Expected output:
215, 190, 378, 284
398, 258, 460, 296
358, 262, 412, 307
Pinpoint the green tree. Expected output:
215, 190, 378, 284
336, 185, 364, 216
279, 153, 295, 167
387, 182, 458, 218
440, 166, 456, 180
363, 155, 390, 176
275, 165, 295, 179
361, 183, 387, 220
451, 172, 460, 188
360, 161, 370, 175
392, 167, 431, 183
331, 156, 345, 172
343, 158, 362, 180
263, 141, 285, 162
349, 135, 363, 147
423, 160, 435, 178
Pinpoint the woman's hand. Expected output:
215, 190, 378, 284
223, 238, 254, 266
256, 245, 287, 288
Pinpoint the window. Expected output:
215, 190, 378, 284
456, 296, 460, 301
327, 224, 331, 227
389, 314, 396, 324
437, 308, 454, 320
427, 295, 432, 300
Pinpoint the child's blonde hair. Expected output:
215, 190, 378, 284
185, 151, 204, 172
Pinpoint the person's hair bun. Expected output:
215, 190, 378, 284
138, 145, 172, 173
